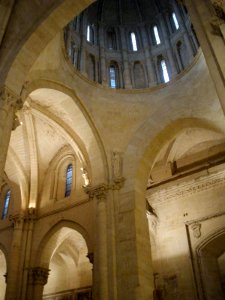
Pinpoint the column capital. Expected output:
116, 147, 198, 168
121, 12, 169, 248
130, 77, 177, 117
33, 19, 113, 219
84, 183, 108, 200
0, 85, 22, 111
9, 213, 24, 229
29, 267, 50, 286
24, 207, 36, 223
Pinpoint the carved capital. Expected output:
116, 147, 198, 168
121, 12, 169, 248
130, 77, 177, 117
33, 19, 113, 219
9, 214, 24, 229
24, 207, 36, 223
191, 222, 202, 239
111, 177, 125, 190
84, 183, 108, 201
0, 86, 22, 111
29, 267, 50, 286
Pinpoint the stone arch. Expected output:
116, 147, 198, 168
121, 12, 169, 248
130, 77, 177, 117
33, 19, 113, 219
124, 117, 224, 197
196, 228, 225, 300
2, 0, 95, 93
21, 80, 109, 185
36, 220, 92, 269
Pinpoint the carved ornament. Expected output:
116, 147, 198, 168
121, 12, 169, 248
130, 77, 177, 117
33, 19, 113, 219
0, 86, 22, 111
29, 267, 50, 285
85, 184, 108, 201
9, 214, 24, 229
191, 223, 202, 239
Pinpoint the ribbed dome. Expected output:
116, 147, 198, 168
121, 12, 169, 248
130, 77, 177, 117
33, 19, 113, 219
88, 0, 160, 25
64, 0, 199, 89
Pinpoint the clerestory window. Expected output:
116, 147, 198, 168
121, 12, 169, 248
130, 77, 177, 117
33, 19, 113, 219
172, 12, 179, 30
65, 164, 73, 197
2, 190, 11, 219
161, 60, 170, 83
131, 32, 138, 51
153, 26, 161, 45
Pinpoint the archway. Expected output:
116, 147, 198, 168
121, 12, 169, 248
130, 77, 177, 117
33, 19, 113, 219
197, 230, 225, 300
42, 227, 92, 299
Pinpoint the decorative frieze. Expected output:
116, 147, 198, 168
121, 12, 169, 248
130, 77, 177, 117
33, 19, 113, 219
147, 169, 225, 204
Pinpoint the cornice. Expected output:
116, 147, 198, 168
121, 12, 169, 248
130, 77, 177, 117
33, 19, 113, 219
147, 168, 225, 204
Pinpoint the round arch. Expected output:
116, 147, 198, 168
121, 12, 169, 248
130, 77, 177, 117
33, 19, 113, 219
35, 220, 92, 269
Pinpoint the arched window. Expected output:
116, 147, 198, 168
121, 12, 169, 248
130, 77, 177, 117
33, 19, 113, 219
65, 164, 73, 197
131, 32, 138, 51
87, 25, 94, 43
153, 26, 161, 45
2, 190, 11, 219
161, 60, 170, 83
172, 12, 179, 30
109, 63, 119, 88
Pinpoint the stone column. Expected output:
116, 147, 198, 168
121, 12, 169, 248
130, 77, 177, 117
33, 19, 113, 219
140, 25, 157, 86
21, 208, 36, 300
0, 86, 22, 186
119, 27, 132, 88
29, 267, 49, 300
98, 25, 107, 86
79, 13, 88, 76
5, 214, 24, 300
159, 14, 178, 77
86, 184, 109, 300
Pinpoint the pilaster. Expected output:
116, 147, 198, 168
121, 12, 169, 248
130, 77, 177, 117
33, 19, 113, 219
0, 86, 22, 186
5, 214, 24, 300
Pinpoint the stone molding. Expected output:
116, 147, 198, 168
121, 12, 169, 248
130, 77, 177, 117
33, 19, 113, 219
29, 267, 50, 285
147, 169, 225, 204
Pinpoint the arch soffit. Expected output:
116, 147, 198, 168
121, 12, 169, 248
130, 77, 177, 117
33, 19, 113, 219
6, 147, 29, 210
196, 227, 225, 258
36, 220, 92, 268
23, 81, 108, 183
124, 117, 225, 196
